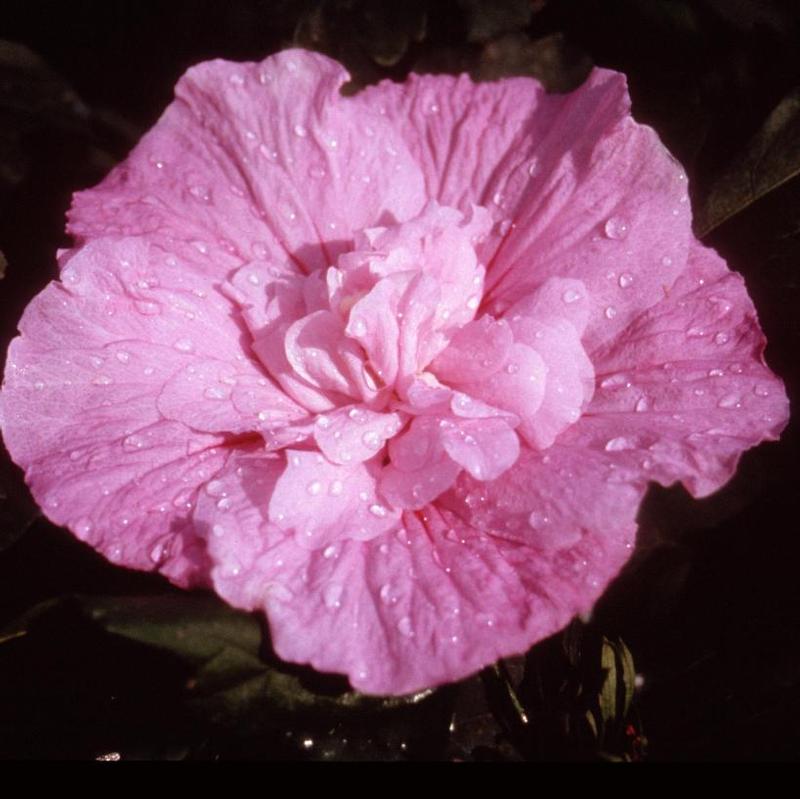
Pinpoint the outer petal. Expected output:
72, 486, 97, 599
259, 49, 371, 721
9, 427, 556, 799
579, 242, 789, 497
196, 461, 634, 694
68, 49, 425, 277
0, 238, 261, 584
355, 69, 691, 350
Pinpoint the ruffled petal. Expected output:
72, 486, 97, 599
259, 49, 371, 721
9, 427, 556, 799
355, 69, 691, 352
0, 237, 262, 583
576, 242, 789, 497
69, 49, 426, 278
314, 405, 403, 465
268, 449, 399, 548
196, 465, 634, 694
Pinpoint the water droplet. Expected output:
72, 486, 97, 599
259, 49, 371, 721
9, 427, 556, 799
686, 326, 706, 338
605, 436, 635, 452
216, 497, 232, 511
351, 318, 367, 337
708, 368, 725, 378
505, 362, 519, 375
229, 73, 245, 86
492, 191, 503, 207
323, 544, 338, 559
362, 431, 381, 450
329, 480, 344, 496
189, 185, 211, 203
397, 617, 414, 637
604, 305, 617, 320
600, 373, 630, 390
74, 518, 93, 540
115, 350, 131, 363
661, 255, 673, 267
604, 216, 629, 240
753, 385, 770, 397
293, 123, 307, 137
122, 434, 145, 452
34, 381, 45, 390
205, 480, 225, 497
635, 396, 649, 413
348, 408, 366, 423
717, 394, 740, 409
307, 480, 323, 496
204, 386, 229, 400
323, 583, 343, 609
91, 375, 113, 386
562, 288, 581, 304
713, 332, 729, 345
308, 165, 326, 179
618, 273, 634, 289
369, 504, 387, 518
528, 510, 549, 529
466, 295, 480, 310
173, 338, 194, 353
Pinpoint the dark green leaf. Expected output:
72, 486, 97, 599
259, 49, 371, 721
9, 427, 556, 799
695, 88, 800, 237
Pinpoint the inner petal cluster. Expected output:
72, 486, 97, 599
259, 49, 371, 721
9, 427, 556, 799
224, 202, 595, 547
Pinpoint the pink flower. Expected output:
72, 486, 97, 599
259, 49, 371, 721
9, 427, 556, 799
0, 49, 789, 695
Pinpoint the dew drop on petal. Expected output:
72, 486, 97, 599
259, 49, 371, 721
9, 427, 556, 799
397, 617, 414, 638
618, 273, 634, 289
323, 583, 343, 609
754, 385, 770, 397
604, 216, 629, 240
351, 318, 367, 337
562, 288, 581, 304
173, 338, 194, 353
329, 480, 344, 496
717, 394, 741, 409
604, 305, 617, 320
605, 436, 635, 452
307, 480, 323, 496
362, 431, 381, 450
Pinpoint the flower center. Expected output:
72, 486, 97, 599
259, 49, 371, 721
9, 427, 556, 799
230, 201, 595, 516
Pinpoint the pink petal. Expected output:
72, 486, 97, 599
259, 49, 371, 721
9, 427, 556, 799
575, 242, 789, 497
196, 469, 634, 694
431, 315, 513, 383
268, 449, 399, 549
356, 69, 691, 352
69, 50, 425, 277
381, 417, 462, 509
440, 418, 520, 481
313, 405, 403, 465
284, 310, 356, 397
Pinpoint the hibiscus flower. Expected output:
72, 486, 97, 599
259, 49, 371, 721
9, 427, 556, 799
0, 49, 788, 695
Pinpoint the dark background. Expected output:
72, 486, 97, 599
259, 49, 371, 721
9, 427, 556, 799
0, 0, 798, 761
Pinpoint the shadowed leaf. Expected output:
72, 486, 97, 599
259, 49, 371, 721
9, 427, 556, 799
695, 88, 800, 237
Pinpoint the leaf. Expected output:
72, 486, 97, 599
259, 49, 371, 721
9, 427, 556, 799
695, 88, 800, 237
2, 593, 438, 737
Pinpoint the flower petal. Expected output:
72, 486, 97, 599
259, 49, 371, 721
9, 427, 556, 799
314, 405, 403, 465
356, 68, 691, 352
577, 242, 789, 497
196, 469, 634, 694
268, 450, 399, 549
69, 49, 425, 277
